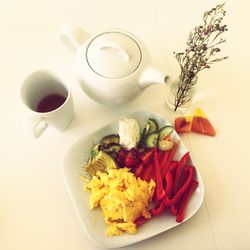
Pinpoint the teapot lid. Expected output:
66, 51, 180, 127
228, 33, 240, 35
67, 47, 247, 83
86, 32, 141, 78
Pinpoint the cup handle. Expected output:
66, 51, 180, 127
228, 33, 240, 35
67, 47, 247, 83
60, 25, 89, 54
33, 118, 48, 138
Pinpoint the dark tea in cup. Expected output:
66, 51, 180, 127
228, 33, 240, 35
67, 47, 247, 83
36, 93, 66, 113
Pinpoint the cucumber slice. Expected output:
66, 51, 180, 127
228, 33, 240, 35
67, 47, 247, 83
146, 132, 159, 148
158, 125, 173, 141
147, 119, 159, 134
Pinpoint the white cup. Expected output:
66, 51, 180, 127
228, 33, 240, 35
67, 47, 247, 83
20, 70, 74, 138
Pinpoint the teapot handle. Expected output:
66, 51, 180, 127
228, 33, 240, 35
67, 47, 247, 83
60, 25, 89, 53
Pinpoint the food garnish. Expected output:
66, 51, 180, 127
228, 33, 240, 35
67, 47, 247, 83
192, 108, 216, 136
175, 116, 193, 133
118, 118, 140, 150
175, 108, 216, 136
84, 168, 155, 236
81, 117, 199, 236
81, 151, 117, 182
100, 134, 120, 146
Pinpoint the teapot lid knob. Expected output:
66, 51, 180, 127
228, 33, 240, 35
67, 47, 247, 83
86, 32, 141, 78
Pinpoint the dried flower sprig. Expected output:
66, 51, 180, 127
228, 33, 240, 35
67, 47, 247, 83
173, 3, 228, 111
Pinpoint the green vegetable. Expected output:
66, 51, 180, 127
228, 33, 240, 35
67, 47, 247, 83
81, 151, 117, 181
100, 134, 120, 146
147, 119, 159, 134
146, 132, 159, 148
158, 125, 173, 141
102, 143, 121, 153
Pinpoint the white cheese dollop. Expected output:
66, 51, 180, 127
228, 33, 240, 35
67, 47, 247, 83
118, 118, 140, 150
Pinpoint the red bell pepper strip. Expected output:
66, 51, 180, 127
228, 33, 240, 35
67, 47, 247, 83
158, 135, 171, 169
170, 166, 189, 215
160, 151, 169, 170
176, 180, 199, 223
134, 163, 144, 177
140, 149, 154, 165
125, 148, 139, 167
116, 149, 128, 168
151, 201, 166, 216
170, 204, 178, 215
141, 163, 153, 182
165, 168, 173, 197
161, 141, 179, 178
158, 150, 164, 162
169, 161, 178, 174
173, 152, 190, 193
165, 165, 176, 214
134, 216, 150, 226
154, 149, 166, 200
163, 165, 195, 207
175, 164, 190, 192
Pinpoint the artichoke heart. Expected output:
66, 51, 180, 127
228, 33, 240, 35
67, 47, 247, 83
81, 151, 117, 181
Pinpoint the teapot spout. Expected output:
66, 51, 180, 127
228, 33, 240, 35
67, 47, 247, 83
60, 25, 89, 54
139, 66, 170, 89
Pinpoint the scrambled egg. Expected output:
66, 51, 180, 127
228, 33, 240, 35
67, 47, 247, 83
84, 168, 155, 236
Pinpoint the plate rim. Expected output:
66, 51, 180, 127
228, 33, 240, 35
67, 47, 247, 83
61, 110, 205, 248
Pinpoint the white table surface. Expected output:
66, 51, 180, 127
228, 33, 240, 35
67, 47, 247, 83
1, 0, 250, 249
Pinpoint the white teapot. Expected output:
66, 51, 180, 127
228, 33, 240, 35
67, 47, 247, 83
60, 25, 169, 106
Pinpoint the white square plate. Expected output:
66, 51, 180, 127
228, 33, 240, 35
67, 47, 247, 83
61, 111, 204, 248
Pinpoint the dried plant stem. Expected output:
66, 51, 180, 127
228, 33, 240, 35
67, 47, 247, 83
174, 80, 194, 111
173, 3, 228, 111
